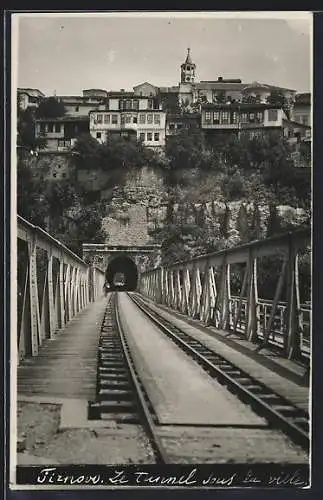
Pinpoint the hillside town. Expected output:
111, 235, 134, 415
18, 48, 311, 162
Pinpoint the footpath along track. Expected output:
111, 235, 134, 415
129, 292, 309, 453
89, 292, 170, 464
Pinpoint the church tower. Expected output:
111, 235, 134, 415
180, 48, 196, 84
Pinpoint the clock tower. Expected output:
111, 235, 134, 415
180, 48, 196, 84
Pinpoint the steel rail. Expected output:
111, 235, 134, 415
114, 294, 170, 464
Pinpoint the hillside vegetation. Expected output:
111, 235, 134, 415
18, 110, 310, 261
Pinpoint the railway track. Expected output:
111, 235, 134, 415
129, 293, 310, 453
89, 293, 169, 464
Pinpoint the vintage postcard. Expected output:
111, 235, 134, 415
8, 10, 312, 490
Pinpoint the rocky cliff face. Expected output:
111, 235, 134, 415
101, 166, 308, 248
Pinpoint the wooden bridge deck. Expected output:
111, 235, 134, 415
17, 297, 108, 401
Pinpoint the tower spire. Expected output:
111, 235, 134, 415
180, 47, 196, 84
185, 47, 192, 64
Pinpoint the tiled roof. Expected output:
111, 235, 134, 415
194, 81, 296, 92
201, 102, 283, 110
18, 88, 45, 97
295, 92, 311, 104
133, 82, 157, 89
195, 82, 246, 91
35, 115, 89, 122
107, 91, 135, 97
283, 119, 311, 129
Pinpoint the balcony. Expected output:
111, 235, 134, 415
202, 121, 238, 130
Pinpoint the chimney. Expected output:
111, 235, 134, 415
218, 77, 223, 82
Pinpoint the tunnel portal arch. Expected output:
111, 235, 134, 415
105, 254, 138, 291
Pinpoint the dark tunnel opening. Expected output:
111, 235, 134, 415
105, 255, 138, 292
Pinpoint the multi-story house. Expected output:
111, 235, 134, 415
166, 113, 200, 137
17, 88, 45, 110
89, 108, 166, 150
290, 93, 311, 126
35, 115, 89, 151
56, 91, 106, 117
201, 103, 288, 139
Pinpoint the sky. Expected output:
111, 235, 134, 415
14, 12, 312, 95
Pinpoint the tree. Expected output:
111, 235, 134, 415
242, 95, 258, 104
64, 205, 107, 255
219, 204, 231, 239
165, 127, 207, 172
73, 133, 102, 170
236, 204, 250, 243
250, 203, 262, 240
17, 107, 46, 151
266, 90, 291, 117
36, 97, 66, 118
266, 203, 282, 237
17, 158, 49, 227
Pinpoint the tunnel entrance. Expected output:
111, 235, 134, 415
105, 255, 138, 291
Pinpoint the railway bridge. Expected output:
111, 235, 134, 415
14, 214, 311, 470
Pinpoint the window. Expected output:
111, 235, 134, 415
48, 123, 54, 133
40, 123, 46, 133
133, 100, 139, 110
256, 112, 264, 122
154, 132, 159, 141
62, 173, 66, 178
139, 132, 145, 141
154, 114, 160, 125
249, 113, 255, 123
120, 114, 125, 125
148, 99, 153, 109
54, 123, 61, 133
104, 114, 110, 124
147, 132, 152, 141
267, 109, 278, 122
231, 112, 238, 124
139, 114, 146, 124
125, 114, 131, 124
133, 116, 138, 124
169, 123, 175, 131
58, 139, 71, 148
177, 123, 183, 130
147, 114, 153, 124
241, 113, 248, 123
221, 112, 229, 124
96, 132, 101, 139
75, 106, 79, 112
205, 112, 212, 123
112, 114, 118, 124
126, 100, 132, 110
255, 94, 261, 103
213, 112, 220, 124
97, 114, 103, 124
